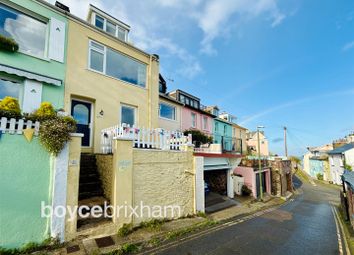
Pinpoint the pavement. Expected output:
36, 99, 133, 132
148, 176, 346, 255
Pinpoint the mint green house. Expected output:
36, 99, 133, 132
213, 118, 233, 152
0, 0, 69, 249
0, 0, 68, 111
205, 106, 234, 152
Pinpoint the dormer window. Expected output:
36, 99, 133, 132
93, 13, 128, 41
89, 5, 130, 42
95, 15, 104, 29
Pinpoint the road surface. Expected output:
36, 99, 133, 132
151, 177, 344, 255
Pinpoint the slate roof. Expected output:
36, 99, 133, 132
328, 143, 354, 155
342, 170, 354, 190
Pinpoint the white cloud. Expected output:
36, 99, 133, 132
47, 0, 202, 79
46, 0, 286, 77
194, 0, 286, 55
342, 41, 354, 51
47, 0, 103, 19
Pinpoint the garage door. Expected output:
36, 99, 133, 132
204, 157, 231, 171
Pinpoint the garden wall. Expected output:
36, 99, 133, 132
111, 139, 200, 227
132, 149, 195, 222
96, 154, 114, 202
0, 135, 51, 248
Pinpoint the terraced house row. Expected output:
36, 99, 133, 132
0, 0, 275, 249
0, 0, 250, 154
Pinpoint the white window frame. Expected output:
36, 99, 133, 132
159, 102, 176, 121
88, 40, 106, 74
191, 112, 197, 128
120, 104, 137, 127
88, 40, 147, 88
93, 13, 128, 42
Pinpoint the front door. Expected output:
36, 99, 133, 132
71, 100, 92, 147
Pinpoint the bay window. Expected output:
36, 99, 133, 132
0, 3, 47, 58
159, 103, 176, 120
89, 40, 147, 87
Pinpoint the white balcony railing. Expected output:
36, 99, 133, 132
101, 124, 192, 154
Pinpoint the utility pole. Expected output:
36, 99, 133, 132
284, 126, 288, 157
257, 126, 264, 201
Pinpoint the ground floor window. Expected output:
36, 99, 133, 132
121, 104, 136, 127
159, 102, 176, 120
0, 78, 21, 101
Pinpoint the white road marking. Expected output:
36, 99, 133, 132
332, 206, 351, 255
331, 206, 343, 255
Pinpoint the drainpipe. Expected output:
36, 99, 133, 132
148, 55, 153, 129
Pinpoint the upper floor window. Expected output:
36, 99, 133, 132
191, 113, 196, 128
94, 13, 128, 42
159, 103, 176, 120
215, 122, 219, 132
0, 4, 47, 58
89, 41, 147, 88
95, 15, 104, 29
203, 116, 208, 130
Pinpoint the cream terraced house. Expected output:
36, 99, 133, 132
64, 5, 159, 152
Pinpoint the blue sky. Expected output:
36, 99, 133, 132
51, 0, 354, 156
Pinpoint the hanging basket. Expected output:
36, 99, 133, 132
0, 34, 19, 52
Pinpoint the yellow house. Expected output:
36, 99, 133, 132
64, 5, 159, 153
246, 131, 270, 156
232, 123, 248, 155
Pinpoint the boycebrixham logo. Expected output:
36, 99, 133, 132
41, 201, 181, 220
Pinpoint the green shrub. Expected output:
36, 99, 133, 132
0, 238, 60, 255
0, 34, 19, 52
39, 117, 76, 156
183, 129, 213, 147
117, 223, 134, 237
32, 102, 56, 121
0, 97, 21, 119
139, 219, 164, 231
316, 173, 324, 180
241, 185, 252, 196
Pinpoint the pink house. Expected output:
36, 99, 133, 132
168, 90, 214, 135
234, 166, 271, 198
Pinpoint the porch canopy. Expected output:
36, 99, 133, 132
0, 64, 62, 86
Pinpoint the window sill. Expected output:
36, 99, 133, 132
18, 50, 50, 62
159, 116, 177, 122
87, 68, 147, 90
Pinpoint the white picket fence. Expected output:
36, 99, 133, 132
0, 117, 40, 135
101, 124, 192, 154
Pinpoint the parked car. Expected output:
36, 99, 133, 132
205, 181, 210, 195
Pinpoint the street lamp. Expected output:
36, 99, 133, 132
257, 126, 265, 201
